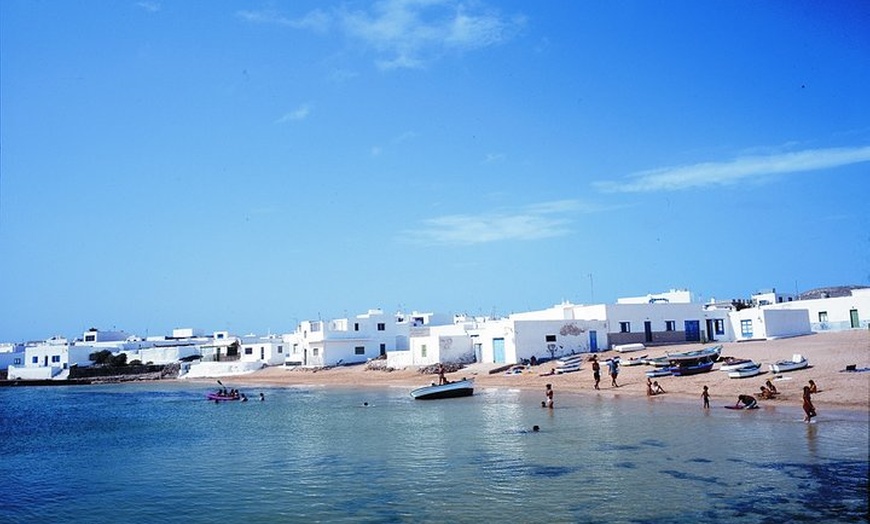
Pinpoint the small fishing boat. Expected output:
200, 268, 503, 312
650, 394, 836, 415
719, 357, 755, 372
621, 354, 649, 366
666, 345, 722, 362
554, 354, 583, 374
669, 358, 715, 376
410, 379, 474, 400
645, 356, 672, 368
728, 362, 762, 379
769, 354, 808, 373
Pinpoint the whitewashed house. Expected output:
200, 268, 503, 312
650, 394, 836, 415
0, 342, 25, 372
760, 286, 869, 332
388, 319, 476, 368
473, 307, 608, 364
285, 309, 452, 367
8, 336, 94, 379
240, 334, 285, 366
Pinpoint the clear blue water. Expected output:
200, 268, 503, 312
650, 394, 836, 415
0, 382, 866, 523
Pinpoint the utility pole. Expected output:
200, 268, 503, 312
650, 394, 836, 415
588, 273, 595, 304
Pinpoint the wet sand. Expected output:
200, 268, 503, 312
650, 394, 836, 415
236, 329, 869, 411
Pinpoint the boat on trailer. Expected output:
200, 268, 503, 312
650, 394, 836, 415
410, 379, 474, 400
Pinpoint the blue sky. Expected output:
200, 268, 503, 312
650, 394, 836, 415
1, 1, 868, 342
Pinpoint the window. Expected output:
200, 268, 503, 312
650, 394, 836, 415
818, 311, 828, 323
51, 355, 61, 363
714, 319, 725, 335
665, 321, 676, 332
619, 322, 631, 333
354, 346, 365, 355
313, 348, 319, 356
85, 334, 96, 342
354, 323, 360, 331
277, 346, 283, 354
14, 358, 21, 365
245, 347, 253, 355
32, 356, 38, 364
740, 320, 753, 338
545, 335, 557, 342
421, 344, 427, 358
377, 323, 386, 331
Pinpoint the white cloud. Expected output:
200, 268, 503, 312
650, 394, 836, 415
241, 1, 524, 70
595, 145, 870, 193
275, 104, 312, 124
236, 9, 330, 32
136, 1, 160, 13
403, 199, 590, 246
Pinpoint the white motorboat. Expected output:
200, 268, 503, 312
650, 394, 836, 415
769, 354, 808, 374
719, 358, 756, 372
728, 363, 762, 379
410, 379, 474, 400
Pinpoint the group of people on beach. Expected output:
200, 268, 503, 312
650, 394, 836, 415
726, 379, 818, 422
544, 354, 821, 422
590, 355, 619, 390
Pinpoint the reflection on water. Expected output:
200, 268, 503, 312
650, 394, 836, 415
0, 383, 866, 523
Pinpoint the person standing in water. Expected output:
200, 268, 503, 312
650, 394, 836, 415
802, 385, 817, 422
701, 386, 710, 409
544, 384, 554, 409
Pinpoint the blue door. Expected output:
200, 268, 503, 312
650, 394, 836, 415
589, 330, 598, 352
493, 338, 506, 363
685, 320, 700, 342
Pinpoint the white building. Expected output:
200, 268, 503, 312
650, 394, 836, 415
387, 319, 477, 368
8, 336, 95, 379
285, 309, 452, 367
761, 287, 870, 332
240, 334, 286, 366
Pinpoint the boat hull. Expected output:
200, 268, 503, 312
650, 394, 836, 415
410, 379, 474, 400
769, 360, 808, 373
669, 360, 715, 376
728, 364, 762, 378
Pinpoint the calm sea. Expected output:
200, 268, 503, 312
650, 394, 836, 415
0, 381, 866, 523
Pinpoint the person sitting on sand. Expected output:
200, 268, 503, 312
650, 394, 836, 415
759, 386, 775, 400
765, 379, 778, 395
736, 394, 758, 409
652, 381, 665, 395
808, 379, 818, 393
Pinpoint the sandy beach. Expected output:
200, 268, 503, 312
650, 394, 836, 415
236, 329, 869, 411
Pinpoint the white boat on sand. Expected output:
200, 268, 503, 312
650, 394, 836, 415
728, 363, 762, 379
769, 354, 808, 374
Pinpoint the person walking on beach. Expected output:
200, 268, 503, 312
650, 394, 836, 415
802, 385, 817, 422
544, 384, 554, 409
591, 355, 601, 390
607, 358, 619, 387
701, 386, 710, 409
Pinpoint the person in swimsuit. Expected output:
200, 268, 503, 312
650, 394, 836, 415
736, 394, 757, 409
544, 384, 554, 409
701, 386, 710, 409
591, 355, 601, 390
802, 385, 817, 422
